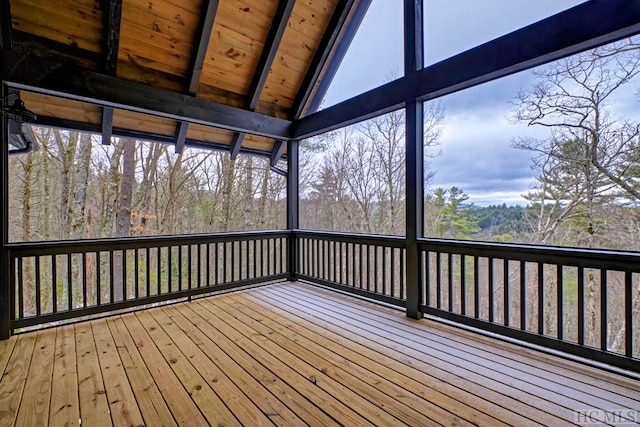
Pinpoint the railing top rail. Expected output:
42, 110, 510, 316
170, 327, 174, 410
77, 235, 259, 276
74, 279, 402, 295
294, 229, 406, 247
7, 229, 290, 256
419, 237, 640, 270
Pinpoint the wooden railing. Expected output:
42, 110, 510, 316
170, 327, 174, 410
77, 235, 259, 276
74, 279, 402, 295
419, 238, 639, 372
8, 228, 639, 372
295, 230, 406, 307
8, 230, 288, 331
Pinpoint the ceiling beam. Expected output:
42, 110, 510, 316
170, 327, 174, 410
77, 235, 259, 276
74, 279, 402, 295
3, 33, 292, 139
270, 139, 285, 167
187, 0, 219, 95
175, 0, 220, 153
32, 114, 281, 160
100, 0, 122, 145
290, 0, 355, 120
0, 0, 12, 51
293, 0, 640, 139
305, 0, 372, 116
230, 0, 295, 160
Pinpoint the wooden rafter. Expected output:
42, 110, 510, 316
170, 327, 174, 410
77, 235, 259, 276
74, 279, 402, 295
294, 0, 640, 139
270, 139, 285, 168
230, 0, 295, 160
305, 0, 372, 115
100, 0, 122, 145
0, 0, 12, 51
175, 0, 220, 154
4, 33, 291, 139
291, 0, 355, 120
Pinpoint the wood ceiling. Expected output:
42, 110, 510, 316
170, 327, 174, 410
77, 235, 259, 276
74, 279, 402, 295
2, 0, 370, 160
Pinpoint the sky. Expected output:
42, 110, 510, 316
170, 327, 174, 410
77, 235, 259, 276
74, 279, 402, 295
318, 0, 594, 206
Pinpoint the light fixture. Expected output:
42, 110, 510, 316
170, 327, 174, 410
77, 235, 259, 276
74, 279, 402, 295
1, 92, 38, 154
8, 120, 36, 153
1, 93, 37, 123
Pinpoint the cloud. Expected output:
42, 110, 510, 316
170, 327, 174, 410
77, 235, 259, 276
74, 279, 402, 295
427, 101, 549, 205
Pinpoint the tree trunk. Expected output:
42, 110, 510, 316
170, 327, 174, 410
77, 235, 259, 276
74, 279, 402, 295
101, 141, 125, 237
116, 139, 135, 237
70, 133, 92, 239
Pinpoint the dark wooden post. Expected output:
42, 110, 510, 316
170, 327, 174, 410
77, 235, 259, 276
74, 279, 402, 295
404, 0, 424, 319
287, 139, 299, 281
1, 82, 10, 338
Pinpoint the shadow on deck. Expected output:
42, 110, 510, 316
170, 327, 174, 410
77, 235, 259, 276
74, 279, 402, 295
1, 282, 638, 426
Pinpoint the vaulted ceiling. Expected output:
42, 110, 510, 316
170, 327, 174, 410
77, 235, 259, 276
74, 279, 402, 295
1, 0, 370, 161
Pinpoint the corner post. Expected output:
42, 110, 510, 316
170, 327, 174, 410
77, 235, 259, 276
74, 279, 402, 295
286, 139, 299, 281
1, 82, 11, 338
404, 0, 424, 319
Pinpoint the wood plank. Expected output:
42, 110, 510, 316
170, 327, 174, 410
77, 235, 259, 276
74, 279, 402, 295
91, 319, 145, 426
49, 325, 80, 427
211, 296, 462, 427
235, 290, 531, 427
271, 285, 637, 425
106, 317, 177, 427
15, 329, 56, 426
121, 312, 209, 426
178, 303, 342, 427
0, 334, 36, 426
190, 299, 382, 427
162, 304, 308, 427
74, 322, 111, 427
288, 283, 640, 407
134, 310, 241, 426
11, 0, 103, 54
149, 308, 273, 426
0, 336, 17, 378
255, 285, 571, 426
113, 110, 178, 137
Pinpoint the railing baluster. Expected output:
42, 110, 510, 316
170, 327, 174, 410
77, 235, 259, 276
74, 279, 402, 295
488, 257, 494, 323
359, 244, 364, 289
157, 247, 163, 294
382, 247, 387, 296
461, 255, 466, 315
625, 271, 633, 357
520, 260, 526, 330
231, 241, 236, 282
35, 256, 41, 316
223, 242, 228, 283
557, 265, 563, 340
135, 249, 139, 300
474, 255, 479, 319
252, 239, 257, 279
400, 249, 405, 300
436, 252, 442, 309
188, 245, 193, 289
17, 258, 23, 319
538, 263, 544, 334
238, 241, 243, 281
366, 245, 371, 292
122, 250, 127, 301
424, 251, 429, 306
146, 247, 151, 297
67, 253, 72, 309
96, 252, 101, 305
374, 246, 379, 294
578, 266, 584, 345
503, 260, 509, 327
600, 269, 607, 351
168, 246, 173, 292
109, 251, 115, 303
198, 244, 202, 288
83, 253, 88, 307
52, 255, 57, 313
448, 254, 453, 312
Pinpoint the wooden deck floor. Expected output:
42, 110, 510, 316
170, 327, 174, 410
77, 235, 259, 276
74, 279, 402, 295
1, 282, 639, 426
